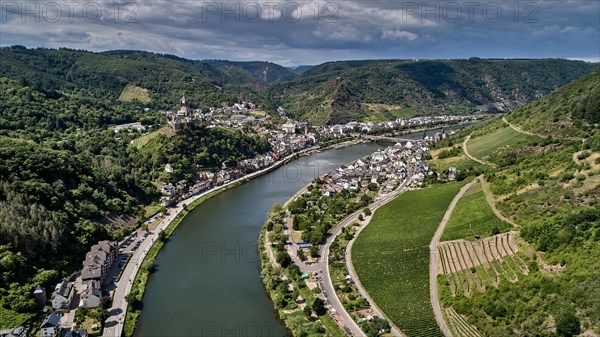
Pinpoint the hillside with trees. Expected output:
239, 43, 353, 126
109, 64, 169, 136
0, 56, 272, 326
269, 59, 598, 124
429, 70, 600, 336
1, 47, 597, 126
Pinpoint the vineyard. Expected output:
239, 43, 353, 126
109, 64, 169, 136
444, 308, 482, 337
352, 182, 464, 337
441, 180, 513, 242
437, 232, 529, 297
466, 125, 532, 160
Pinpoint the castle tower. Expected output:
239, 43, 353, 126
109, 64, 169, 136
181, 96, 188, 108
33, 284, 46, 308
177, 96, 189, 116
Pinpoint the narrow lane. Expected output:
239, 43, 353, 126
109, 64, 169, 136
429, 176, 481, 337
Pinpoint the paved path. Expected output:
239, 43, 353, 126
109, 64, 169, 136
462, 135, 493, 167
429, 176, 480, 337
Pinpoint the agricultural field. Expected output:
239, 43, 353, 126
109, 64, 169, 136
441, 181, 513, 241
118, 84, 151, 103
361, 103, 421, 122
444, 308, 482, 337
131, 126, 174, 149
427, 139, 486, 179
352, 182, 464, 337
467, 126, 531, 161
437, 232, 529, 297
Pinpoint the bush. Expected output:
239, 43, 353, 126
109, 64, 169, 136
577, 150, 591, 160
556, 307, 581, 336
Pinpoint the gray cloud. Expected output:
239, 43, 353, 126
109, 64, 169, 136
0, 0, 598, 65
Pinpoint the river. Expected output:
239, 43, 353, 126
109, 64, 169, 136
134, 143, 383, 337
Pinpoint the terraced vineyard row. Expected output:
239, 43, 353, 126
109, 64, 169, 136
437, 232, 528, 296
444, 308, 482, 337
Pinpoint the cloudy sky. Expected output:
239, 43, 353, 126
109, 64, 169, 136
1, 0, 599, 66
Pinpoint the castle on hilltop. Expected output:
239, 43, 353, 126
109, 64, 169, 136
167, 96, 201, 130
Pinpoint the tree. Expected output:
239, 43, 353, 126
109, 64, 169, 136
367, 183, 378, 191
125, 291, 141, 309
142, 260, 155, 273
297, 248, 306, 261
363, 207, 372, 216
303, 305, 312, 317
312, 298, 326, 316
276, 251, 292, 268
287, 264, 300, 276
310, 246, 319, 258
158, 230, 168, 242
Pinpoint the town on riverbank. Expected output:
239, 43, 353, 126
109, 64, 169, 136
260, 138, 438, 336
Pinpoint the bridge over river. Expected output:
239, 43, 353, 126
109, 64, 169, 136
362, 134, 435, 143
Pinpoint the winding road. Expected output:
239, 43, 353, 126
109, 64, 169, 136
429, 176, 481, 337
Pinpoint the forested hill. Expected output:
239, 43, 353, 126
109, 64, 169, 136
506, 69, 600, 138
1, 47, 597, 126
269, 58, 598, 124
0, 47, 280, 325
0, 47, 286, 111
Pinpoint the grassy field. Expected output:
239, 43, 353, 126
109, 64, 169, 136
428, 147, 485, 174
441, 181, 513, 241
0, 307, 34, 330
131, 126, 174, 149
361, 103, 421, 122
467, 126, 531, 160
352, 182, 464, 337
143, 204, 162, 218
118, 84, 151, 103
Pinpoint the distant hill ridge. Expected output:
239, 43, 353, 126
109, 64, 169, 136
1, 46, 597, 125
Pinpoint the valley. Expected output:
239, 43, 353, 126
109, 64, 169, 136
0, 45, 598, 337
